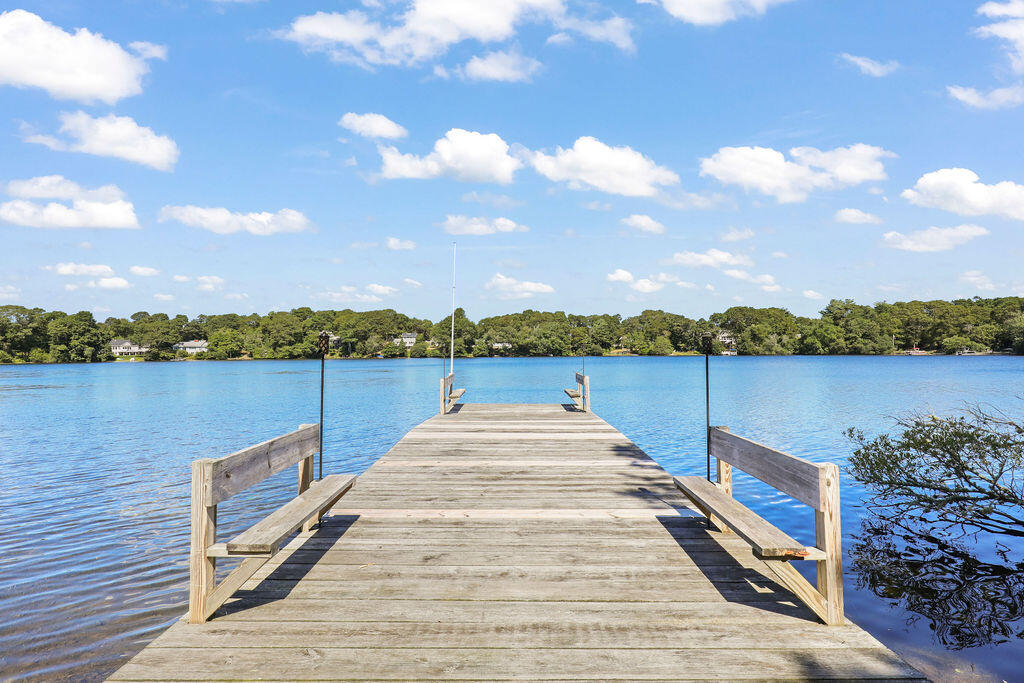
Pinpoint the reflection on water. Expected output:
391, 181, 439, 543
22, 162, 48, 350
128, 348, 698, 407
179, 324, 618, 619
0, 355, 1022, 680
852, 514, 1024, 650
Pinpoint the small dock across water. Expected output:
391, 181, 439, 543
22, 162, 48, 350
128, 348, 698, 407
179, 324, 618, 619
112, 403, 922, 681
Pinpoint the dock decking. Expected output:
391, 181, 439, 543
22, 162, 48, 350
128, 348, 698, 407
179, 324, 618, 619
111, 404, 922, 681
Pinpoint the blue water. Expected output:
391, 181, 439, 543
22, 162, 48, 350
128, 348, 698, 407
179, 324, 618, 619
0, 356, 1021, 681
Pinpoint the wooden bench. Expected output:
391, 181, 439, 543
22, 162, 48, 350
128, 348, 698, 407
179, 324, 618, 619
440, 372, 466, 414
674, 426, 843, 625
188, 424, 356, 623
563, 372, 590, 412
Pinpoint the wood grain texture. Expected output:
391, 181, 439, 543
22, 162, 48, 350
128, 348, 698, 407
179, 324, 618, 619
114, 403, 920, 682
709, 427, 823, 509
206, 424, 319, 505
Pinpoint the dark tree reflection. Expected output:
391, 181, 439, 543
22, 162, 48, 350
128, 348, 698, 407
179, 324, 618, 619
851, 515, 1024, 649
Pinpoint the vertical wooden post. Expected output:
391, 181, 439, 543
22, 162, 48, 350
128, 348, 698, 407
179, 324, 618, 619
582, 375, 590, 412
816, 463, 844, 625
188, 459, 216, 624
299, 453, 316, 532
708, 426, 733, 534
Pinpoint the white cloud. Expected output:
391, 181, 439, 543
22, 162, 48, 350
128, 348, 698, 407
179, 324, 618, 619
154, 293, 174, 301
528, 136, 679, 197
403, 277, 423, 287
89, 276, 130, 290
649, 0, 797, 25
129, 266, 160, 276
366, 283, 397, 295
4, 175, 138, 230
667, 248, 753, 268
159, 205, 312, 235
339, 112, 408, 139
173, 275, 191, 282
882, 224, 990, 252
948, 84, 1024, 109
26, 111, 179, 171
835, 208, 882, 224
976, 14, 1024, 73
902, 168, 1024, 220
721, 226, 755, 241
771, 250, 788, 258
380, 128, 522, 184
0, 285, 21, 300
6, 175, 123, 201
630, 278, 664, 293
803, 289, 825, 300
461, 49, 541, 82
461, 191, 523, 208
979, 1, 1024, 18
960, 269, 996, 291
320, 286, 382, 304
485, 272, 554, 299
723, 268, 779, 291
701, 144, 894, 203
583, 200, 612, 211
280, 2, 632, 69
224, 293, 249, 300
0, 10, 161, 104
129, 41, 167, 61
840, 53, 899, 77
196, 275, 225, 291
443, 215, 528, 235
620, 214, 665, 234
0, 185, 138, 229
48, 262, 114, 276
386, 236, 416, 250
606, 268, 634, 283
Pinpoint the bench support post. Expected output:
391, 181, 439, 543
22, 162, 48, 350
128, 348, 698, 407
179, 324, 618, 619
188, 460, 216, 624
815, 463, 844, 625
708, 426, 733, 534
299, 454, 316, 532
582, 375, 590, 412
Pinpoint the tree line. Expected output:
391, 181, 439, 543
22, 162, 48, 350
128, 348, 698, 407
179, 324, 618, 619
2, 296, 1024, 364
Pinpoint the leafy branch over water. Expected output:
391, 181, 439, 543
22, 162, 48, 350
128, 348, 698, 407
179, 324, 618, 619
848, 406, 1024, 538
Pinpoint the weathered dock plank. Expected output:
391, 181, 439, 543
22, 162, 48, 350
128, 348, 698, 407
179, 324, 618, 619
110, 403, 922, 681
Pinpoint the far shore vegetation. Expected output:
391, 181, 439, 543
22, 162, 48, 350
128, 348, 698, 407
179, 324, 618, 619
2, 296, 1024, 364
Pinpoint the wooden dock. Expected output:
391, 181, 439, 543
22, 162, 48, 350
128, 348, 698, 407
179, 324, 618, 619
111, 403, 923, 681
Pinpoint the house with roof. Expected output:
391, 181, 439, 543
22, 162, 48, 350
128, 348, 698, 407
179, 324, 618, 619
109, 339, 150, 357
391, 332, 418, 348
173, 340, 209, 355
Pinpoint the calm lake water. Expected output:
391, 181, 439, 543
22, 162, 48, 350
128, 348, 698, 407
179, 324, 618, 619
1, 356, 1022, 681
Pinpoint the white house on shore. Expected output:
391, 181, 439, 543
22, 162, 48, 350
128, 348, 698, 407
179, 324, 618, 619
173, 340, 209, 355
110, 339, 149, 357
391, 332, 418, 348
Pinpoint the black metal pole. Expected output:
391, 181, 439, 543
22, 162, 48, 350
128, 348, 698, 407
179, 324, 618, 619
702, 333, 712, 482
318, 331, 329, 481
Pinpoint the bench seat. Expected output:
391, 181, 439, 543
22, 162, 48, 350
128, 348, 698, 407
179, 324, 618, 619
448, 388, 466, 400
563, 389, 581, 398
674, 476, 822, 561
223, 474, 356, 555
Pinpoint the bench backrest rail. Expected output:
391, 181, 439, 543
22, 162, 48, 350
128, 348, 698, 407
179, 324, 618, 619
709, 426, 843, 625
189, 423, 319, 623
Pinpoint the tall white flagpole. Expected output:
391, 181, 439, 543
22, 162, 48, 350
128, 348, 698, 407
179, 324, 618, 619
449, 242, 456, 377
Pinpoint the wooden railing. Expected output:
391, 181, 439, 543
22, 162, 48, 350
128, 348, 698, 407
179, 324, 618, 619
563, 372, 590, 412
439, 372, 465, 414
674, 426, 843, 625
188, 424, 356, 623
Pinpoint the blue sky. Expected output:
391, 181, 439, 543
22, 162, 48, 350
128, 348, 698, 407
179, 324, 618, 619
2, 0, 1024, 321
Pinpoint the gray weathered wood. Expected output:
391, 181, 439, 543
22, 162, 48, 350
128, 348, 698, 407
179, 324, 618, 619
673, 476, 816, 559
225, 474, 356, 554
709, 427, 824, 509
206, 424, 319, 505
115, 404, 920, 682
